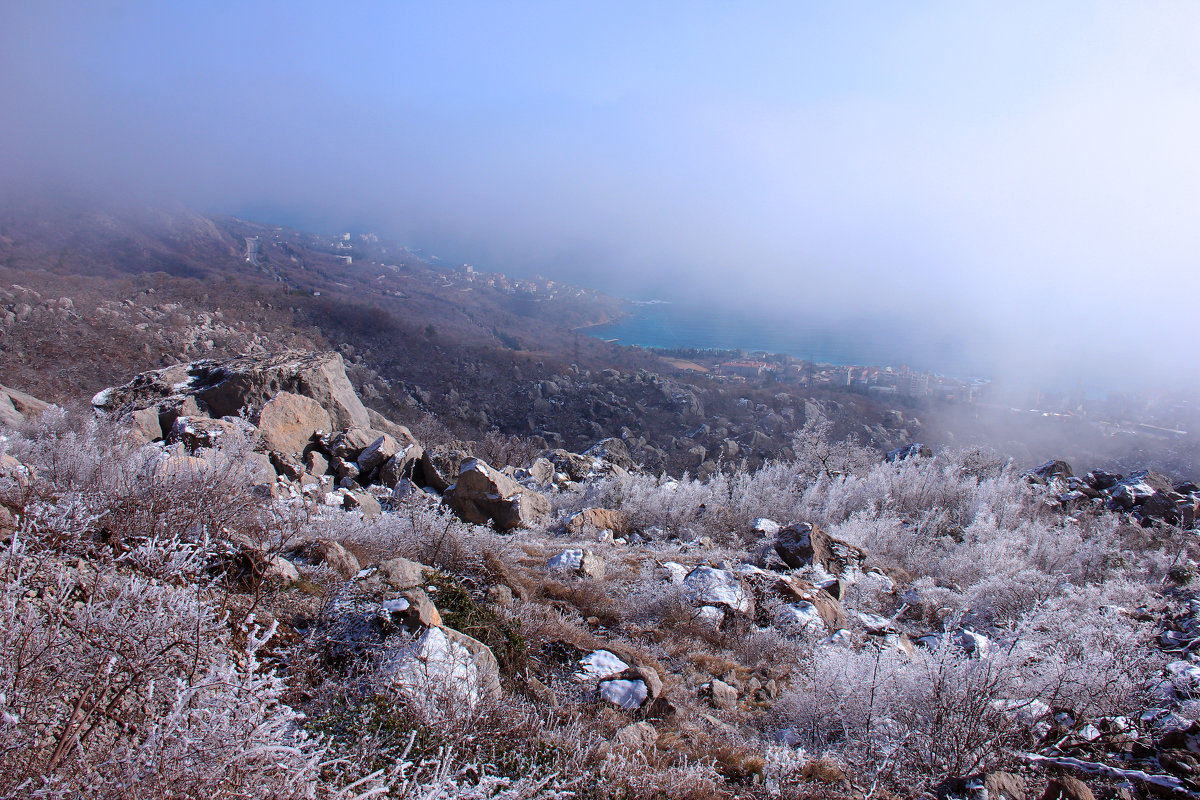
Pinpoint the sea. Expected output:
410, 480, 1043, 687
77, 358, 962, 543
585, 300, 987, 379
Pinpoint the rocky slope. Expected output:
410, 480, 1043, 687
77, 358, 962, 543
3, 350, 1199, 799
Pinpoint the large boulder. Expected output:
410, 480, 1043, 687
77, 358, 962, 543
565, 507, 628, 536
257, 391, 331, 454
683, 566, 753, 614
444, 458, 550, 531
93, 351, 370, 431
0, 384, 49, 428
168, 415, 255, 450
774, 522, 866, 577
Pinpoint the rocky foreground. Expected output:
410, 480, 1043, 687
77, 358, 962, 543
2, 350, 1200, 799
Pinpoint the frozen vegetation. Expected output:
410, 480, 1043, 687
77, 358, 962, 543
0, 354, 1197, 799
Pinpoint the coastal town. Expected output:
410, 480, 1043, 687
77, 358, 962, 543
711, 357, 982, 401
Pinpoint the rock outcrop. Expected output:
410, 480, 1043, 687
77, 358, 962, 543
0, 384, 50, 428
774, 522, 867, 579
444, 457, 550, 531
257, 392, 332, 454
94, 351, 370, 434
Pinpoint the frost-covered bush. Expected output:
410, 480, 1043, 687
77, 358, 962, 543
3, 413, 272, 554
789, 414, 877, 482
0, 530, 359, 798
330, 502, 513, 579
771, 645, 1026, 792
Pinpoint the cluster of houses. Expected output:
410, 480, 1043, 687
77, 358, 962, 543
714, 358, 980, 402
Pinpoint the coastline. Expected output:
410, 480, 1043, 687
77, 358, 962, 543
579, 299, 990, 383
570, 307, 630, 332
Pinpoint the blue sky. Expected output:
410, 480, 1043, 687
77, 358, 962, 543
3, 1, 1200, 387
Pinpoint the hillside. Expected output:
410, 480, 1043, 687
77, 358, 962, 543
1, 350, 1198, 799
0, 200, 910, 476
2, 200, 1195, 482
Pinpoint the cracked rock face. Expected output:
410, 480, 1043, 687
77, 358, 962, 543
93, 351, 370, 432
257, 392, 331, 455
443, 457, 550, 531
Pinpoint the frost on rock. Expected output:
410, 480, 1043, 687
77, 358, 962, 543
598, 678, 649, 710
753, 518, 781, 535
383, 626, 484, 712
660, 561, 689, 583
778, 601, 825, 632
954, 628, 991, 658
857, 612, 896, 634
575, 650, 629, 682
548, 549, 584, 572
820, 629, 853, 647
683, 565, 752, 614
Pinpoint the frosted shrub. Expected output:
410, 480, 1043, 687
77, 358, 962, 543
0, 534, 368, 799
790, 415, 876, 482
598, 471, 738, 542
8, 415, 271, 555
773, 645, 1026, 792
1012, 584, 1163, 716
333, 502, 508, 577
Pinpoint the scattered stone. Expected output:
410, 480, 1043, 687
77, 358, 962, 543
382, 625, 492, 711
380, 589, 442, 632
263, 555, 300, 586
444, 457, 550, 531
305, 540, 360, 579
598, 667, 660, 710
547, 548, 606, 580
661, 561, 689, 583
565, 507, 628, 535
614, 721, 658, 750
683, 566, 753, 614
709, 678, 738, 710
377, 557, 430, 590
575, 650, 629, 682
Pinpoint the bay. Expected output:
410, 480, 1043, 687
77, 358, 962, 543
586, 300, 986, 378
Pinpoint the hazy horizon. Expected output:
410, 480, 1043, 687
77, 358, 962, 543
4, 2, 1199, 394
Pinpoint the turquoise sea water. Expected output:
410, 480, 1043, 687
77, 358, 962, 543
586, 301, 986, 378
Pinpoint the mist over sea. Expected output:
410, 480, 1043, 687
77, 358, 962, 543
586, 300, 988, 379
